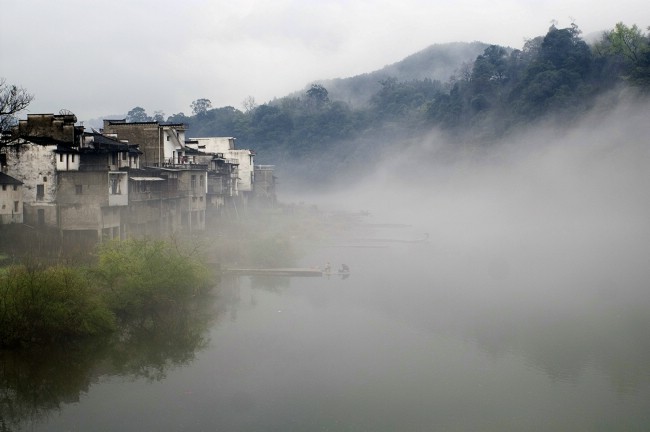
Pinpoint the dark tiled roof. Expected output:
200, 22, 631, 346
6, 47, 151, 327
0, 172, 23, 186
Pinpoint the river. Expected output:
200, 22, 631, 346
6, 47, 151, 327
3, 212, 650, 431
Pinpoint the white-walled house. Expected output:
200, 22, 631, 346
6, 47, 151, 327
186, 137, 255, 193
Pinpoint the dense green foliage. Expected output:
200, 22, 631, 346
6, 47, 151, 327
0, 265, 115, 346
0, 239, 213, 348
93, 238, 212, 321
185, 23, 650, 138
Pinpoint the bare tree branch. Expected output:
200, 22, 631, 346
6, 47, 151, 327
1, 78, 34, 146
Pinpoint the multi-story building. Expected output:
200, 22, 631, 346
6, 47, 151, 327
101, 119, 187, 167
1, 113, 274, 246
102, 119, 207, 233
1, 113, 84, 227
185, 137, 255, 198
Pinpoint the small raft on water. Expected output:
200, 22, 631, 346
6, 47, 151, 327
225, 268, 324, 277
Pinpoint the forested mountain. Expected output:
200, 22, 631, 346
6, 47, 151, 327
299, 42, 489, 108
137, 22, 650, 186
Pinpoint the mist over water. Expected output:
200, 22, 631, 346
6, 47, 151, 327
8, 95, 650, 431
310, 94, 650, 295
284, 93, 650, 391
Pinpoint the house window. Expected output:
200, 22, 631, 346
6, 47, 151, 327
14, 201, 19, 212
1, 185, 5, 191
71, 154, 75, 162
109, 175, 121, 194
199, 175, 204, 188
43, 176, 47, 182
36, 184, 44, 200
59, 154, 64, 162
112, 154, 117, 165
75, 185, 83, 195
122, 152, 127, 160
167, 135, 170, 141
13, 185, 17, 191
191, 175, 196, 190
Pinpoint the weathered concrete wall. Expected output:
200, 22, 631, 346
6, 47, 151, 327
59, 203, 101, 230
103, 122, 161, 167
0, 184, 23, 223
19, 114, 78, 144
3, 143, 57, 204
23, 203, 57, 226
56, 171, 109, 206
229, 149, 254, 192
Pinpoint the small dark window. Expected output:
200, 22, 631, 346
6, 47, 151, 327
36, 184, 44, 200
13, 185, 17, 191
1, 185, 5, 191
14, 201, 19, 212
43, 176, 47, 182
59, 154, 64, 162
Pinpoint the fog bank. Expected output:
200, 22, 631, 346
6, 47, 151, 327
287, 94, 650, 297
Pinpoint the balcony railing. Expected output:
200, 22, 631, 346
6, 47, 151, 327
154, 162, 208, 170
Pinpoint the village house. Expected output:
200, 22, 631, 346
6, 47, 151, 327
184, 136, 272, 219
1, 113, 84, 227
0, 112, 275, 247
102, 119, 188, 167
185, 137, 255, 199
184, 141, 239, 221
101, 119, 207, 233
0, 172, 23, 224
0, 113, 146, 242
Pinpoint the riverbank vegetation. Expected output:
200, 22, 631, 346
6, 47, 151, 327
0, 205, 358, 348
0, 238, 213, 348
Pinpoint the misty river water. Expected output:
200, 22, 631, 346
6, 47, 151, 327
4, 212, 650, 431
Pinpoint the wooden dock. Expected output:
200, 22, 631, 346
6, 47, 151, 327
224, 268, 324, 277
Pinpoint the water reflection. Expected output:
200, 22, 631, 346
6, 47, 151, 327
324, 226, 650, 396
3, 222, 650, 430
0, 290, 219, 431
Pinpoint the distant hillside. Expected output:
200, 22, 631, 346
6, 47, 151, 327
103, 22, 650, 189
311, 42, 489, 107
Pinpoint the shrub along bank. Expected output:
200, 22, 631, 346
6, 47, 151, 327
0, 238, 213, 348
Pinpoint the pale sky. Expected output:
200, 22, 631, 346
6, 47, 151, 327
2, 0, 648, 122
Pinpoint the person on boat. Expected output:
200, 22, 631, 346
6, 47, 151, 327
324, 262, 331, 273
339, 263, 349, 273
